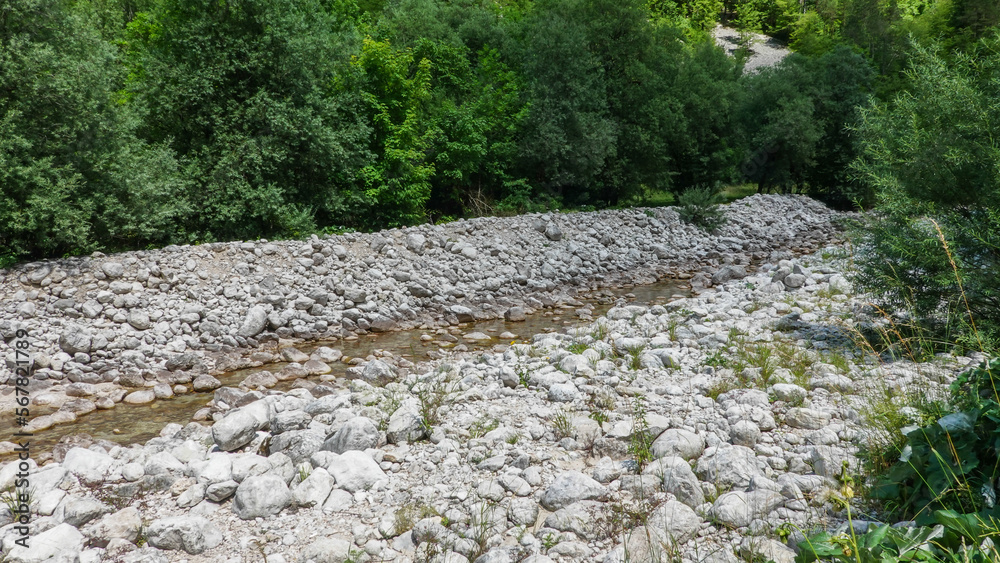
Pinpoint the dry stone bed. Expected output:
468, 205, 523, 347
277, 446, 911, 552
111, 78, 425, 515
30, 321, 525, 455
0, 244, 979, 563
0, 195, 838, 436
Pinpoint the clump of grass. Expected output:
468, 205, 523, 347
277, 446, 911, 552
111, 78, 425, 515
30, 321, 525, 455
705, 379, 737, 401
676, 185, 727, 232
768, 338, 813, 387
823, 350, 851, 373
1, 485, 31, 519
411, 370, 458, 433
591, 322, 610, 341
704, 348, 730, 369
468, 418, 499, 439
567, 342, 588, 354
377, 385, 407, 431
552, 410, 574, 440
464, 501, 505, 561
589, 409, 609, 425
587, 391, 613, 426
624, 344, 646, 371
854, 381, 945, 490
592, 496, 654, 542
628, 396, 653, 473
516, 365, 530, 388
394, 503, 439, 536
746, 342, 777, 385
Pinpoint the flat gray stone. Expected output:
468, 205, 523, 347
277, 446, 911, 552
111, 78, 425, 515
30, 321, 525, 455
711, 490, 785, 527
232, 475, 292, 519
540, 471, 605, 511
2, 522, 84, 562
212, 409, 261, 451
146, 515, 223, 554
322, 417, 379, 454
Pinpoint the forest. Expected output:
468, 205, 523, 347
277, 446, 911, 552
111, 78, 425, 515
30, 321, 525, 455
1, 0, 998, 299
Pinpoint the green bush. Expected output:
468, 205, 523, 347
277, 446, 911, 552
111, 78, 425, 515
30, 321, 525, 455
734, 46, 874, 206
800, 358, 1000, 563
0, 0, 189, 261
850, 36, 1000, 346
122, 0, 371, 240
676, 186, 726, 232
871, 358, 1000, 520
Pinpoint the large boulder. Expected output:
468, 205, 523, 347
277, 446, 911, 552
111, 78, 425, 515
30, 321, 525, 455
360, 360, 396, 385
322, 417, 379, 454
785, 407, 829, 430
81, 507, 142, 543
695, 445, 764, 490
405, 233, 426, 254
650, 428, 705, 461
292, 467, 336, 507
62, 496, 112, 527
317, 451, 386, 493
647, 500, 703, 544
59, 326, 92, 355
644, 456, 704, 508
146, 516, 223, 554
268, 429, 325, 464
190, 453, 234, 484
386, 407, 426, 444
710, 490, 785, 528
2, 522, 84, 562
62, 447, 113, 486
540, 471, 605, 511
543, 500, 601, 540
232, 475, 292, 519
212, 409, 261, 451
299, 537, 352, 563
237, 306, 268, 337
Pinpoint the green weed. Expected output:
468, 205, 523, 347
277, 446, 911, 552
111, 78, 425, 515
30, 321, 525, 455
552, 410, 574, 440
628, 395, 653, 473
469, 418, 499, 439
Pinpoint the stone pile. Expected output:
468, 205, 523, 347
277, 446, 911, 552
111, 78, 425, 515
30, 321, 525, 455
0, 246, 974, 563
0, 195, 840, 431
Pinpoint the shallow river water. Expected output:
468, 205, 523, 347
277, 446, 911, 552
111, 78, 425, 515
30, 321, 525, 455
10, 279, 689, 461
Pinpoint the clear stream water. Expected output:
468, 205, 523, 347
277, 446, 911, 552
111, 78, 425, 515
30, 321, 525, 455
6, 279, 688, 462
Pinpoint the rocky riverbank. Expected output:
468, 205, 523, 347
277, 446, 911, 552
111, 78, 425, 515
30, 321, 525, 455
711, 26, 790, 73
0, 242, 975, 563
1, 195, 837, 437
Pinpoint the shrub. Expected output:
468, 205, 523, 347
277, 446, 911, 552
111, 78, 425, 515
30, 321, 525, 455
850, 36, 1000, 348
870, 358, 1000, 521
796, 516, 1000, 563
676, 186, 726, 232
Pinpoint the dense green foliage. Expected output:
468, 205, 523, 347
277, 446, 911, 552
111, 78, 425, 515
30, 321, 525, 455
851, 36, 1000, 345
797, 359, 1000, 563
736, 45, 874, 205
1, 0, 998, 267
796, 511, 1000, 562
872, 358, 1000, 519
123, 0, 370, 239
0, 0, 188, 260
